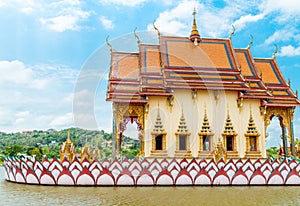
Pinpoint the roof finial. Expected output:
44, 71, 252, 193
153, 20, 160, 37
134, 27, 141, 44
272, 44, 278, 59
247, 34, 254, 49
229, 25, 235, 40
190, 7, 201, 45
106, 35, 113, 53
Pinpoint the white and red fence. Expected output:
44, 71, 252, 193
3, 157, 300, 185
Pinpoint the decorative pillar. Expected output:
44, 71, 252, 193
281, 124, 287, 156
290, 120, 295, 156
112, 103, 117, 159
287, 108, 296, 156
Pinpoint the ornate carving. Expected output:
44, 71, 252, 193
237, 98, 243, 109
264, 107, 295, 144
114, 103, 145, 157
59, 130, 75, 162
167, 95, 174, 111
247, 34, 254, 49
191, 89, 197, 101
272, 44, 278, 59
244, 107, 262, 158
175, 108, 192, 158
213, 139, 227, 162
214, 90, 220, 102
228, 25, 235, 40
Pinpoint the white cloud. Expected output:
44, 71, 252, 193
0, 60, 60, 90
148, 0, 262, 38
99, 16, 114, 30
279, 45, 300, 57
0, 1, 6, 7
264, 29, 300, 45
0, 0, 41, 14
40, 9, 90, 32
0, 60, 33, 84
0, 60, 79, 132
233, 13, 265, 31
100, 0, 147, 7
0, 0, 92, 32
259, 0, 300, 22
147, 1, 199, 36
50, 112, 74, 127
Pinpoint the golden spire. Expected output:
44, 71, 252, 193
66, 129, 71, 143
199, 105, 213, 134
245, 106, 259, 136
222, 107, 237, 135
152, 106, 165, 133
190, 8, 201, 45
177, 106, 189, 133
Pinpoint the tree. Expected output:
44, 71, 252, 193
267, 146, 279, 158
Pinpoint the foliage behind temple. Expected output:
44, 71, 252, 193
0, 128, 139, 160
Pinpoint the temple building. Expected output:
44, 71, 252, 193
106, 10, 300, 159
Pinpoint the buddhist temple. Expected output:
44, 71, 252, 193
106, 10, 300, 159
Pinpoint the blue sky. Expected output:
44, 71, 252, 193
0, 0, 300, 147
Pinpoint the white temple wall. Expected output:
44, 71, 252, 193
144, 89, 266, 158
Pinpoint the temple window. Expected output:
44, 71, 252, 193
198, 107, 214, 158
221, 108, 239, 159
226, 135, 234, 151
202, 135, 210, 151
175, 108, 192, 158
155, 134, 163, 150
179, 134, 187, 150
150, 107, 168, 157
249, 136, 257, 151
244, 107, 262, 158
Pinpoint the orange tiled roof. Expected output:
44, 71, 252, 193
106, 33, 299, 106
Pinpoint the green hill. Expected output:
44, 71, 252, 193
0, 128, 140, 162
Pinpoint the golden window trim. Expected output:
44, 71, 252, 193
222, 133, 238, 152
198, 132, 214, 152
175, 132, 191, 151
151, 132, 167, 151
245, 133, 261, 153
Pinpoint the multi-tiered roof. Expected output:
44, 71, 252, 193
106, 11, 300, 107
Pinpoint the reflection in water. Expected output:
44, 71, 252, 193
1, 167, 300, 206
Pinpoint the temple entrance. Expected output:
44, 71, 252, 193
112, 104, 145, 158
266, 116, 290, 157
265, 107, 295, 157
119, 116, 142, 158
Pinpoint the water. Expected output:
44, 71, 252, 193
0, 166, 300, 206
